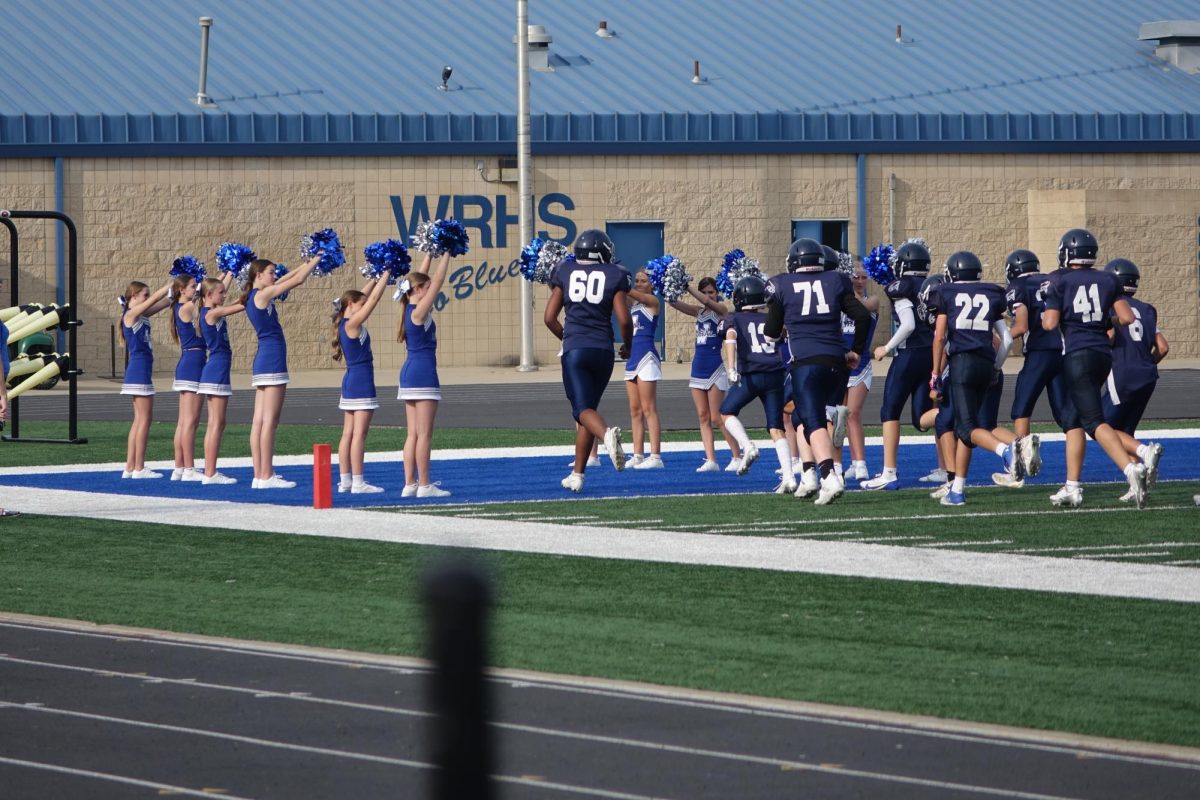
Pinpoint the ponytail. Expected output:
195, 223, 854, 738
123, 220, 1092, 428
330, 290, 364, 362
168, 274, 194, 345
117, 281, 148, 346
238, 259, 275, 306
395, 271, 432, 343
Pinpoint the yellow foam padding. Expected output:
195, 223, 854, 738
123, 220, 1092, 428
7, 359, 62, 399
5, 353, 53, 380
6, 309, 61, 343
1, 305, 26, 322
3, 308, 39, 329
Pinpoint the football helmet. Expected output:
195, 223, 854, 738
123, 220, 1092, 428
786, 238, 824, 272
917, 273, 946, 326
573, 229, 615, 263
1057, 228, 1098, 268
894, 242, 931, 277
821, 244, 839, 271
945, 251, 983, 282
1105, 258, 1140, 294
732, 275, 769, 310
1004, 249, 1040, 283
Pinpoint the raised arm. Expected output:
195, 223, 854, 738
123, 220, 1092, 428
125, 282, 171, 324
410, 253, 451, 325
626, 286, 659, 312
347, 277, 390, 331
259, 254, 321, 303
205, 302, 245, 325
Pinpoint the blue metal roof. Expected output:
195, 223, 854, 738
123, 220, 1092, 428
2, 0, 1199, 155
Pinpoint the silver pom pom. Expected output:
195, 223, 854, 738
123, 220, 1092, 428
837, 251, 855, 275
661, 257, 692, 303
535, 242, 567, 284
411, 220, 437, 254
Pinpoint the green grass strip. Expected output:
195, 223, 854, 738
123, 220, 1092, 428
1, 514, 1197, 746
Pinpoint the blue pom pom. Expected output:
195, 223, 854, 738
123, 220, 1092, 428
433, 218, 470, 257
170, 255, 207, 283
519, 237, 566, 284
863, 244, 895, 285
273, 263, 290, 302
715, 248, 761, 297
362, 239, 411, 283
300, 228, 346, 276
215, 242, 255, 275
646, 254, 691, 302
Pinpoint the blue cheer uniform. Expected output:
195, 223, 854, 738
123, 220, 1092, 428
624, 301, 661, 382
551, 259, 631, 421
399, 304, 440, 401
718, 310, 787, 432
198, 308, 233, 397
245, 288, 289, 386
1103, 296, 1160, 435
0, 321, 9, 381
842, 308, 878, 390
172, 304, 207, 393
120, 315, 155, 396
339, 318, 379, 411
689, 309, 727, 390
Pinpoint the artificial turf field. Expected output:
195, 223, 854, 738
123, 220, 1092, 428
1, 421, 1198, 747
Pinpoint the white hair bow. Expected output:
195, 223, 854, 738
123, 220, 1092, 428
331, 297, 343, 313
392, 278, 412, 301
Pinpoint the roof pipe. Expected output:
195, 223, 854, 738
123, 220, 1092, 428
515, 0, 537, 372
195, 17, 216, 107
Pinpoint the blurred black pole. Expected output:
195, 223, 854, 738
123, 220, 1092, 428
423, 563, 494, 800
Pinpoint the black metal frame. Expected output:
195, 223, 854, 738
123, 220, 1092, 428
1, 209, 87, 444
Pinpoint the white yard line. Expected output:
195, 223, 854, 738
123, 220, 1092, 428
1008, 542, 1198, 554
915, 540, 1015, 548
5, 486, 1199, 603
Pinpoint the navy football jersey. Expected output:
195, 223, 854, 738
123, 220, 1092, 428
936, 282, 1008, 358
885, 275, 933, 349
766, 270, 854, 361
720, 310, 785, 374
1110, 296, 1159, 393
1005, 273, 1058, 353
551, 260, 632, 351
1043, 268, 1123, 354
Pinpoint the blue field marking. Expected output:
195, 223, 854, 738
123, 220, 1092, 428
3, 437, 1198, 509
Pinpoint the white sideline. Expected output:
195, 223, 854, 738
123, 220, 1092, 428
5, 486, 1199, 604
2, 426, 1196, 475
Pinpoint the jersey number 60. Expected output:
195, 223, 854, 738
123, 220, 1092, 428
568, 270, 606, 303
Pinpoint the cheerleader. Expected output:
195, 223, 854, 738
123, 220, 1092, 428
839, 263, 880, 481
119, 279, 174, 478
241, 255, 321, 489
624, 268, 663, 468
169, 273, 206, 482
397, 252, 452, 498
671, 277, 742, 473
333, 276, 390, 494
196, 273, 242, 484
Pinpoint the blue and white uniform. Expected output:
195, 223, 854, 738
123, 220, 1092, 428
1007, 272, 1078, 431
0, 321, 9, 381
1103, 296, 1160, 434
399, 304, 440, 401
624, 301, 661, 382
197, 309, 232, 397
551, 259, 631, 421
933, 281, 1008, 446
689, 309, 727, 390
339, 319, 379, 411
245, 288, 288, 386
842, 309, 878, 390
718, 310, 787, 431
120, 315, 155, 396
172, 304, 207, 393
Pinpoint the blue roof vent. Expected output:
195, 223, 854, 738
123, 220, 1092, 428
1139, 20, 1200, 74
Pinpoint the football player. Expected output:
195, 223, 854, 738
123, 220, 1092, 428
764, 238, 873, 505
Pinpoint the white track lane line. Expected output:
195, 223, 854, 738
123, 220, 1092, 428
0, 698, 1087, 800
5, 619, 1198, 770
4, 487, 1198, 602
0, 756, 255, 800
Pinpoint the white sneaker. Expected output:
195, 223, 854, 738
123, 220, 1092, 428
696, 459, 720, 473
794, 468, 819, 498
258, 474, 297, 489
565, 457, 602, 469
831, 405, 849, 447
604, 427, 626, 471
170, 468, 184, 481
861, 473, 899, 491
1022, 434, 1042, 477
338, 483, 352, 494
918, 468, 948, 483
814, 471, 845, 506
1142, 442, 1163, 487
417, 482, 451, 498
351, 482, 385, 494
736, 444, 759, 476
180, 469, 204, 482
774, 478, 798, 494
1049, 485, 1083, 508
991, 472, 1025, 489
850, 464, 870, 481
930, 482, 952, 500
130, 469, 163, 479
202, 472, 237, 485
251, 478, 261, 489
121, 470, 132, 479
627, 454, 645, 467
561, 472, 584, 492
725, 458, 742, 473
1126, 464, 1148, 509
632, 454, 664, 470
401, 483, 419, 498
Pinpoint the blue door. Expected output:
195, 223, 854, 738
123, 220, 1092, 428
606, 222, 665, 350
792, 220, 849, 251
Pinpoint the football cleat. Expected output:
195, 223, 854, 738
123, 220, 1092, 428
561, 472, 584, 493
1021, 434, 1042, 478
940, 490, 966, 507
794, 468, 819, 498
1117, 487, 1136, 504
831, 405, 849, 447
774, 478, 798, 495
991, 472, 1024, 489
918, 468, 947, 483
1049, 485, 1083, 508
1004, 441, 1025, 481
603, 427, 626, 471
736, 444, 759, 476
814, 471, 845, 506
1127, 464, 1148, 510
930, 482, 952, 500
1142, 442, 1163, 487
861, 473, 900, 491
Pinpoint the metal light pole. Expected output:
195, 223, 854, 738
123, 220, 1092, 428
515, 0, 538, 371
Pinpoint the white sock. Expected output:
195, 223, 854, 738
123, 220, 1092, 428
951, 477, 966, 493
340, 473, 352, 488
1123, 462, 1139, 479
1066, 480, 1082, 490
1136, 444, 1149, 460
773, 439, 791, 473
833, 463, 843, 477
882, 466, 897, 479
852, 460, 866, 472
722, 416, 752, 451
994, 443, 1008, 458
352, 474, 365, 487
